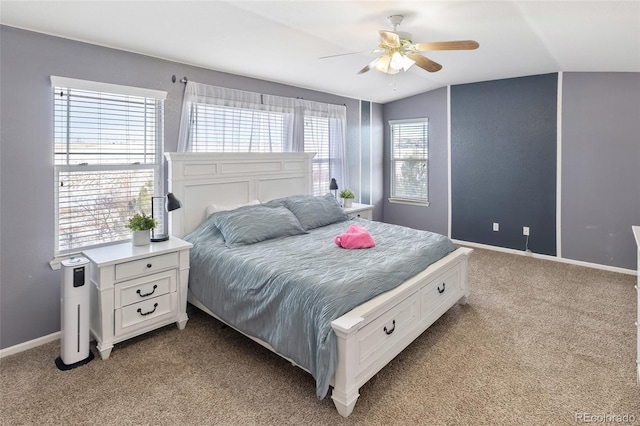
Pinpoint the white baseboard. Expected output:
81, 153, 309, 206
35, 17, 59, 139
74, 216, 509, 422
0, 331, 60, 359
452, 239, 637, 276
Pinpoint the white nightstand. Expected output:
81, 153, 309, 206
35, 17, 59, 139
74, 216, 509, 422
82, 237, 193, 359
344, 203, 374, 220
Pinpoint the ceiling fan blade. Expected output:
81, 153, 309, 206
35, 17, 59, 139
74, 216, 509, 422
357, 59, 377, 74
414, 40, 479, 51
406, 53, 442, 73
319, 49, 383, 60
357, 64, 372, 74
379, 30, 400, 48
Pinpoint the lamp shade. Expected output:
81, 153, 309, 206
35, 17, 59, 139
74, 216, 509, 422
166, 192, 182, 212
390, 52, 404, 71
329, 178, 338, 191
150, 193, 182, 242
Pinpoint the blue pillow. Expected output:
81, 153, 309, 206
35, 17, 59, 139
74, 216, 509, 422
284, 194, 349, 231
212, 205, 307, 247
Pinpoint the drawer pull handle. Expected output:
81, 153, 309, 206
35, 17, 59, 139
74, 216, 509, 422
383, 320, 396, 335
438, 283, 446, 294
137, 303, 158, 316
146, 263, 152, 268
136, 285, 158, 298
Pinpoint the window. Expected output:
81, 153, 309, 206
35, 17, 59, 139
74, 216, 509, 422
389, 119, 429, 205
304, 115, 331, 195
52, 77, 166, 256
178, 82, 346, 196
189, 103, 288, 153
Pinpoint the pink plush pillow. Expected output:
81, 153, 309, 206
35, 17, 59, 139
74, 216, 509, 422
334, 224, 375, 249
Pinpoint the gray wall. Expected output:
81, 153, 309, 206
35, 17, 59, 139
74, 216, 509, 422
371, 102, 385, 221
381, 72, 638, 270
451, 74, 558, 255
382, 87, 449, 235
561, 72, 640, 269
347, 100, 384, 221
0, 26, 377, 349
359, 101, 372, 205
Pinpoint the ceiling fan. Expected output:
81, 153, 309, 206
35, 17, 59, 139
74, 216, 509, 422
326, 15, 479, 75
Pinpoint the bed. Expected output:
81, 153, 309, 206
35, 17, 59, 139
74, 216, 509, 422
165, 152, 472, 417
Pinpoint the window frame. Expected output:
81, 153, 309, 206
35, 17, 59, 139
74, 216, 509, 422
51, 76, 167, 261
180, 84, 345, 196
304, 114, 333, 196
388, 118, 430, 206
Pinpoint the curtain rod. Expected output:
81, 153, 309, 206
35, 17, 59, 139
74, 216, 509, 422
171, 75, 346, 106
171, 75, 188, 84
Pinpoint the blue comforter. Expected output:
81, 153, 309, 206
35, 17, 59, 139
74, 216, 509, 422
184, 218, 456, 398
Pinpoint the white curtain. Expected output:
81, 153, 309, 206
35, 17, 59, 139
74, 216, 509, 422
177, 81, 294, 152
177, 81, 347, 192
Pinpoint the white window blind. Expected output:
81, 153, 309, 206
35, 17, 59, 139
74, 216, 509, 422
389, 119, 429, 204
52, 77, 166, 255
189, 103, 287, 152
304, 115, 331, 195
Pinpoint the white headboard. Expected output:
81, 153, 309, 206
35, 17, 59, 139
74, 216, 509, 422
165, 152, 315, 238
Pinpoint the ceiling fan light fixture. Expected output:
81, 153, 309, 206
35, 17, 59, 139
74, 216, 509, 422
402, 57, 415, 72
385, 51, 415, 73
400, 53, 415, 71
390, 51, 404, 71
374, 54, 393, 73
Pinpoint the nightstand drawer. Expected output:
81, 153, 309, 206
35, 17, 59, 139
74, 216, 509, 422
343, 203, 374, 221
348, 210, 372, 220
115, 252, 179, 281
115, 270, 176, 308
115, 293, 177, 334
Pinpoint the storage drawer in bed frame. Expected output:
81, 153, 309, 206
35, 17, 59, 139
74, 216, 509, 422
349, 261, 466, 381
331, 247, 471, 417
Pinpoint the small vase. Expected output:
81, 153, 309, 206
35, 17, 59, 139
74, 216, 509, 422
132, 230, 150, 246
343, 198, 353, 208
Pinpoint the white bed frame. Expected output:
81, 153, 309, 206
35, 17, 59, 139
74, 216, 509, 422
165, 152, 472, 417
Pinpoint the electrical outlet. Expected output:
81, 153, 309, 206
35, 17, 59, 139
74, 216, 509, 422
523, 226, 530, 236
493, 222, 499, 232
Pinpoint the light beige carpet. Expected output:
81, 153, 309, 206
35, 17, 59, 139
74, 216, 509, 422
1, 248, 638, 425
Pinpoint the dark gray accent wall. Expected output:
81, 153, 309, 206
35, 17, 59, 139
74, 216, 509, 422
0, 25, 368, 349
561, 72, 640, 270
451, 74, 558, 255
382, 87, 449, 235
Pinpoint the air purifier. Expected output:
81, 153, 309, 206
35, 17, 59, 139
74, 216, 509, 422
55, 257, 94, 370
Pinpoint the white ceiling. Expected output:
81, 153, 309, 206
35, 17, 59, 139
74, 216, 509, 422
1, 1, 639, 103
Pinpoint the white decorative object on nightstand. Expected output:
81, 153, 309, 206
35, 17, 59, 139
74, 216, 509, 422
82, 237, 193, 359
343, 203, 374, 220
